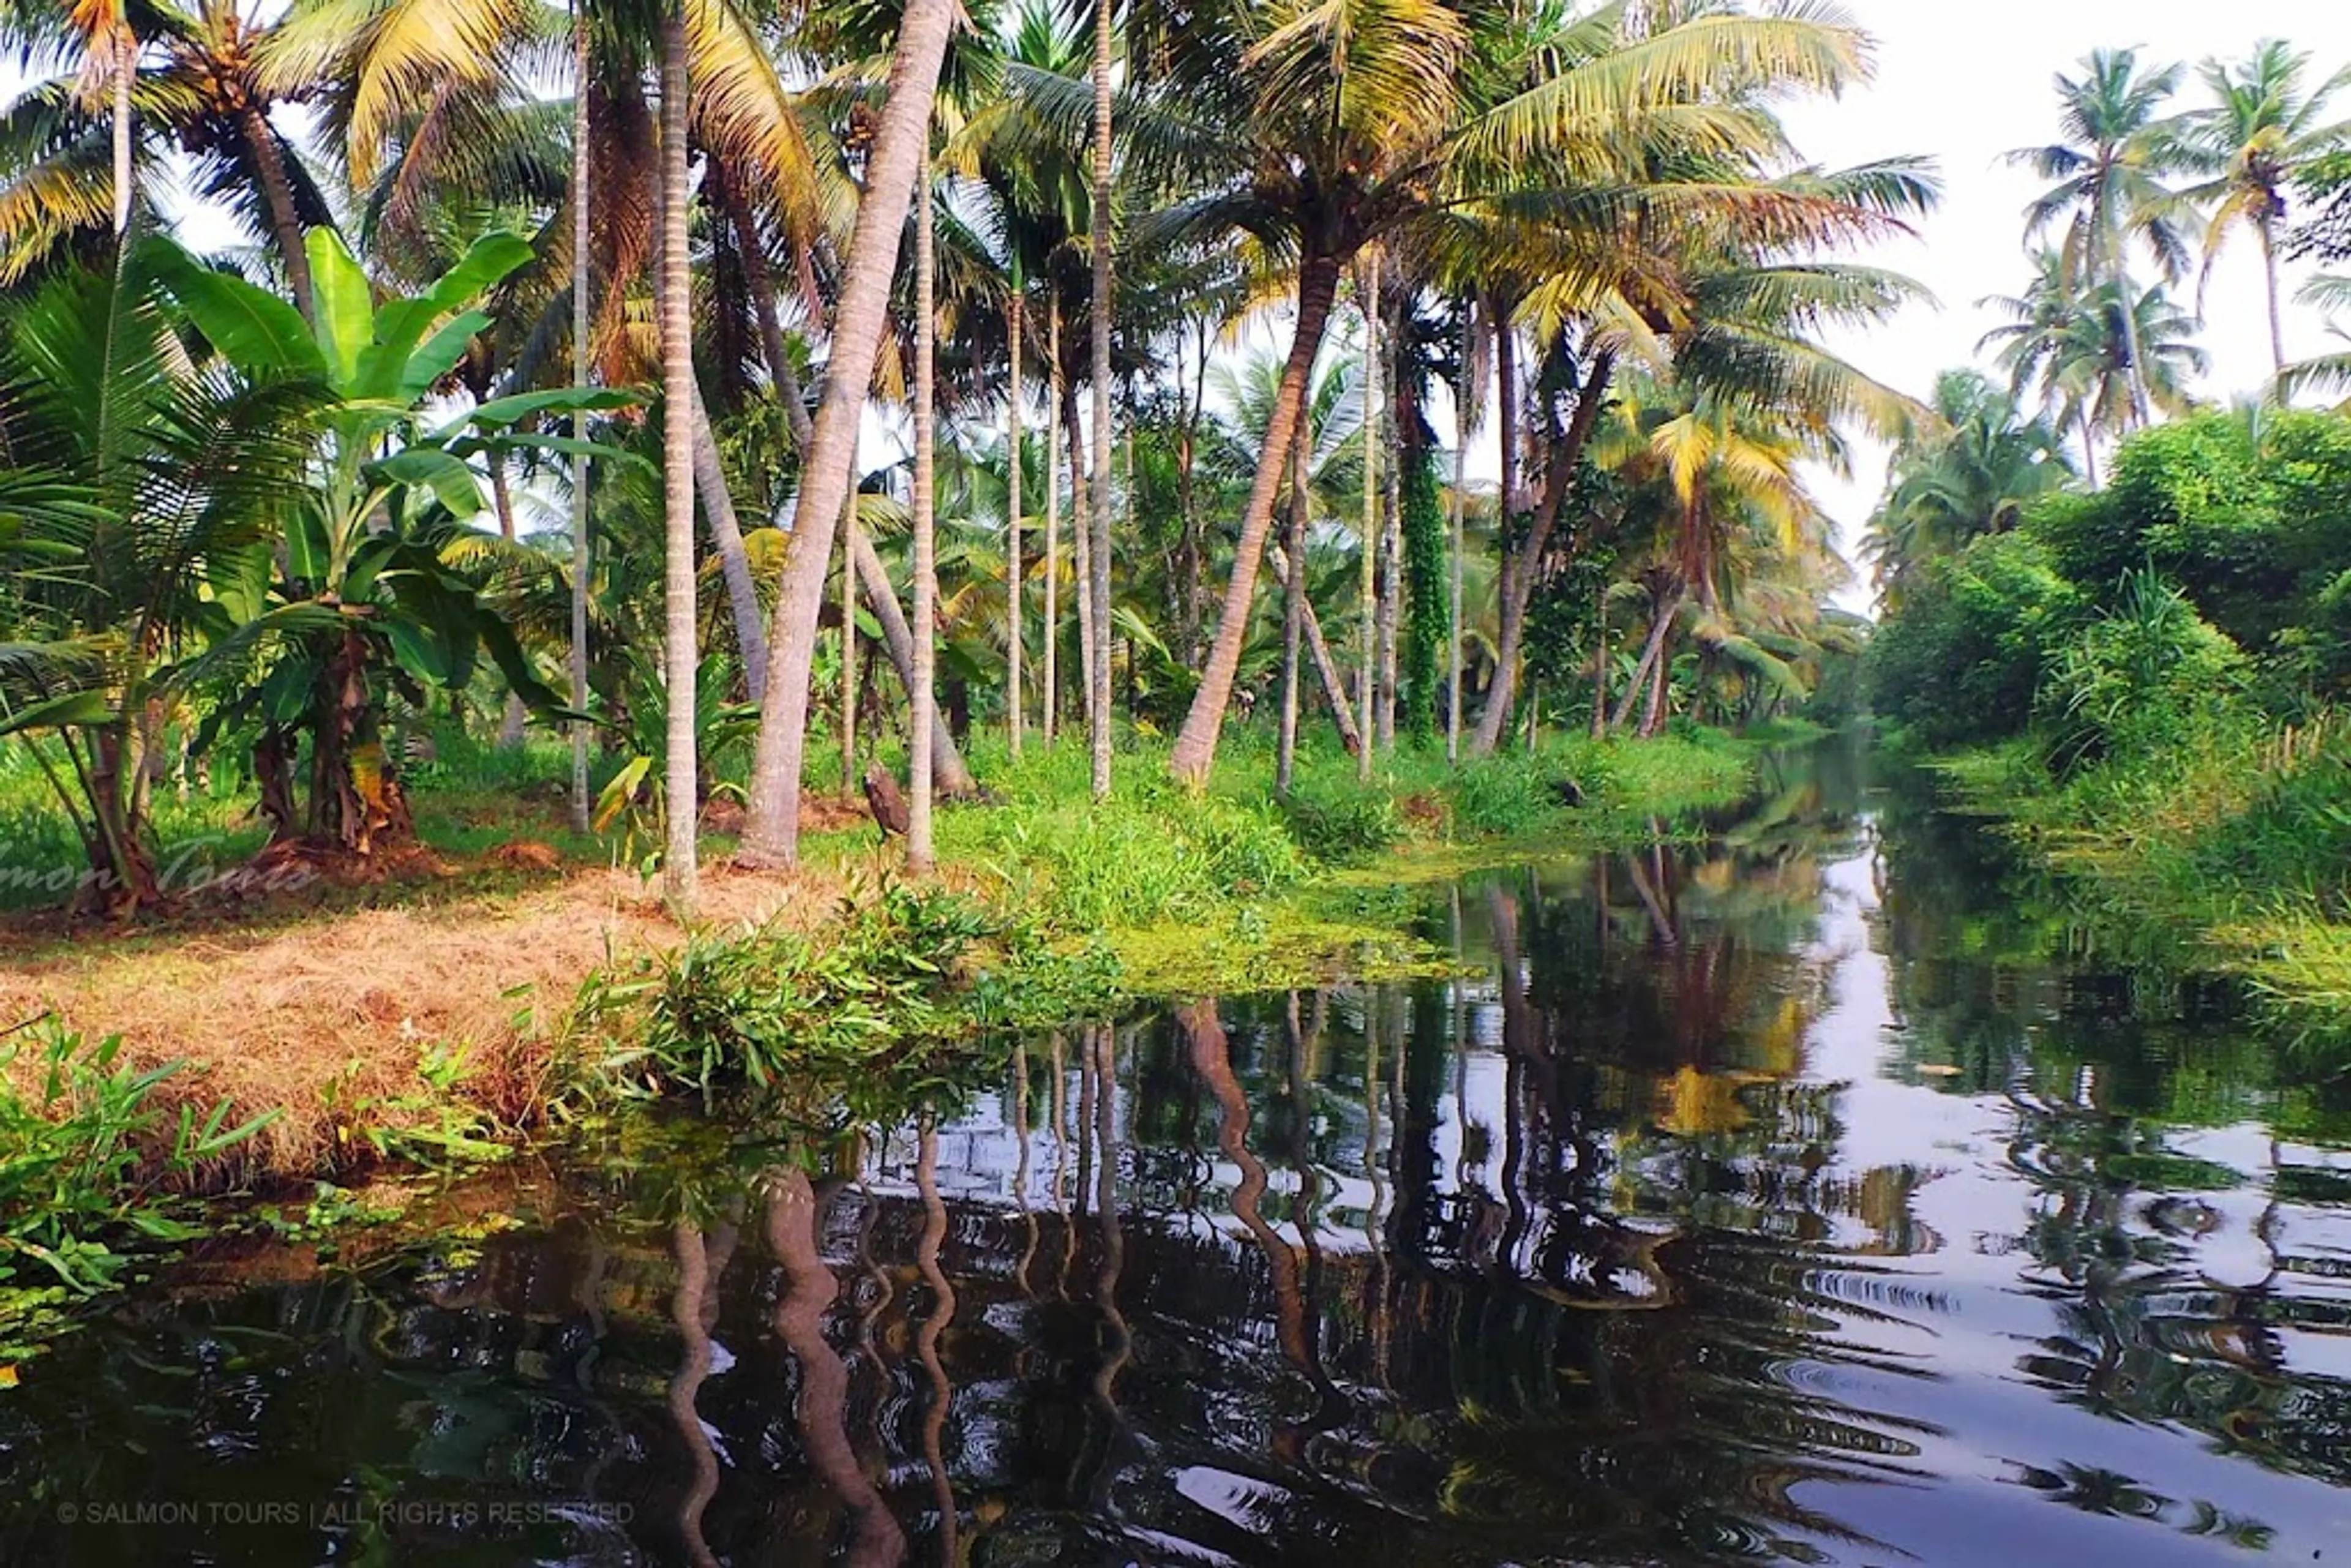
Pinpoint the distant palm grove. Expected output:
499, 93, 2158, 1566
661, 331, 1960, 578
3, 0, 2349, 918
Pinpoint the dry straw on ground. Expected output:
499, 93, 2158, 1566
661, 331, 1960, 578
0, 854, 848, 1180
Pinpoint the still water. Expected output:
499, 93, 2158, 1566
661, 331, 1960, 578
4, 746, 2349, 1566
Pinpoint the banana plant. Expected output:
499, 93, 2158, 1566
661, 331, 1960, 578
148, 227, 639, 853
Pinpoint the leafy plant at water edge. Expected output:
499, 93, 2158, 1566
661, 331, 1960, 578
0, 1024, 277, 1299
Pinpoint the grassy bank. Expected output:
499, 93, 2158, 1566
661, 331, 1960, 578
1921, 712, 2351, 1043
0, 722, 1758, 1352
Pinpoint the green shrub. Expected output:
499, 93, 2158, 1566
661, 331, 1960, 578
2039, 569, 2250, 775
2, 1026, 276, 1305
1274, 773, 1403, 863
594, 880, 1121, 1098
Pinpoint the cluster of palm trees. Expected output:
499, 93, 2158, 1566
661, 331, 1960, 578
1976, 42, 2351, 487
1, 0, 1941, 916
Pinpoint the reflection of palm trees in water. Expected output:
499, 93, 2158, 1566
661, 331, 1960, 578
664, 1214, 732, 1568
768, 1166, 908, 1568
914, 1123, 961, 1564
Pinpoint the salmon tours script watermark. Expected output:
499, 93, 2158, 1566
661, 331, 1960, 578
50, 1495, 636, 1531
0, 836, 320, 900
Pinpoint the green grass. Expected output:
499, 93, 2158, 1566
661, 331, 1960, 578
1932, 711, 2351, 1049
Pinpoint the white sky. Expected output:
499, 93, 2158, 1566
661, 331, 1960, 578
1775, 0, 2351, 609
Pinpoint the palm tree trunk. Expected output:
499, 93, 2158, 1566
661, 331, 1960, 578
2078, 409, 2102, 489
1377, 341, 1402, 751
909, 151, 937, 875
689, 386, 768, 693
839, 485, 858, 790
1088, 0, 1114, 802
1169, 252, 1344, 785
1357, 250, 1379, 781
1006, 283, 1024, 757
1613, 594, 1677, 733
492, 460, 528, 746
1277, 430, 1307, 795
1638, 641, 1670, 738
658, 2, 696, 911
1446, 323, 1468, 765
2262, 219, 2287, 385
239, 108, 315, 321
738, 0, 957, 868
110, 31, 133, 234
568, 1, 591, 835
1589, 582, 1609, 738
1269, 539, 1364, 755
715, 174, 966, 793
1044, 290, 1061, 745
1066, 377, 1097, 724
1471, 350, 1613, 754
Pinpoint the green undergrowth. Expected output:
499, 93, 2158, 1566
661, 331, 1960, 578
1928, 714, 2351, 1052
0, 722, 1768, 1359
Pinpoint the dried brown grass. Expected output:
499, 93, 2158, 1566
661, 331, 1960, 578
0, 857, 849, 1182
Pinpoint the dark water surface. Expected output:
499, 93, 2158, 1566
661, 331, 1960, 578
6, 745, 2350, 1566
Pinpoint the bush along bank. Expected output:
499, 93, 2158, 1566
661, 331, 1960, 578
1865, 409, 2351, 1045
0, 727, 1763, 1359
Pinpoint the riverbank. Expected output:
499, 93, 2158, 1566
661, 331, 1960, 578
1921, 717, 2351, 1046
2, 727, 1757, 1163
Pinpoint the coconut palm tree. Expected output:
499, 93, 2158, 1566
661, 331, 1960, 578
1127, 0, 1888, 784
1862, 370, 2074, 609
1085, 0, 1114, 800
739, 0, 961, 868
2009, 47, 2191, 428
2173, 40, 2351, 382
0, 0, 331, 296
909, 147, 938, 872
1983, 266, 2207, 473
656, 0, 696, 910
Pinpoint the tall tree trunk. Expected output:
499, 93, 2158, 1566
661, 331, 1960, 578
658, 4, 697, 911
688, 386, 768, 695
1447, 317, 1468, 765
1377, 332, 1403, 751
713, 163, 795, 406
1088, 0, 1115, 802
240, 108, 315, 321
1006, 282, 1025, 757
2078, 409, 2102, 489
568, 1, 591, 834
1044, 291, 1062, 745
738, 0, 957, 867
1269, 539, 1365, 756
1169, 252, 1344, 785
2262, 217, 2287, 384
909, 152, 938, 874
1177, 320, 1209, 662
1277, 430, 1307, 795
1471, 350, 1614, 755
1048, 293, 1067, 747
718, 173, 966, 795
492, 460, 528, 746
1613, 591, 1678, 732
1638, 637, 1670, 738
109, 30, 133, 234
1589, 582, 1610, 738
1357, 249, 1379, 781
839, 486, 858, 790
1065, 377, 1097, 723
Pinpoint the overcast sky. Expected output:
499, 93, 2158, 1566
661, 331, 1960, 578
1774, 0, 2351, 608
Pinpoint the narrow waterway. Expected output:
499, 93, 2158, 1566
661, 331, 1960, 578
5, 745, 2349, 1566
